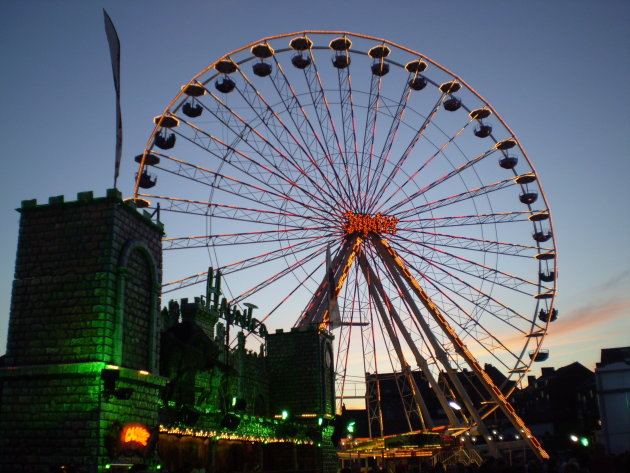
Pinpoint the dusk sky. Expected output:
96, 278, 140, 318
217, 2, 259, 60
1, 1, 628, 380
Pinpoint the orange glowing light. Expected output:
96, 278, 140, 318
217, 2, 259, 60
121, 424, 150, 447
343, 212, 398, 236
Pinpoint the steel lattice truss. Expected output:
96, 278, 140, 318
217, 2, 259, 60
133, 31, 557, 460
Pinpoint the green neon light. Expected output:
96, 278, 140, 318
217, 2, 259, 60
347, 421, 356, 433
281, 410, 289, 420
580, 437, 589, 447
206, 267, 268, 337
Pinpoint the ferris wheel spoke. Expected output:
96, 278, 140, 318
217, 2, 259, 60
171, 122, 339, 217
404, 268, 533, 373
385, 147, 497, 215
179, 94, 344, 210
369, 94, 450, 213
397, 177, 517, 219
410, 260, 533, 345
360, 73, 384, 210
175, 82, 340, 209
398, 230, 551, 258
252, 251, 328, 327
168, 88, 257, 171
303, 49, 364, 213
220, 235, 328, 276
228, 242, 326, 304
193, 237, 327, 301
162, 270, 210, 294
397, 209, 542, 230
303, 49, 347, 168
337, 65, 362, 208
233, 71, 348, 208
392, 233, 545, 297
163, 226, 330, 250
388, 237, 541, 327
149, 151, 338, 221
364, 79, 413, 209
372, 124, 472, 216
139, 194, 332, 229
268, 56, 352, 204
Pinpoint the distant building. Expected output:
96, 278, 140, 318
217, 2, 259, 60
595, 346, 630, 454
363, 365, 516, 437
511, 362, 598, 452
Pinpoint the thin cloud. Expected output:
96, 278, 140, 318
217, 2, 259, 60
548, 297, 630, 340
593, 269, 630, 293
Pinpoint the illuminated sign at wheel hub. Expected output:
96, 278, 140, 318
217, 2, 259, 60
343, 212, 398, 236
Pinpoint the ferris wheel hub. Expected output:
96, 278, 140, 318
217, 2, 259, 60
342, 212, 398, 236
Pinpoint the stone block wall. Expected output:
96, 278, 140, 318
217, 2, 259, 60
266, 326, 335, 417
0, 363, 102, 471
6, 189, 163, 368
0, 190, 166, 473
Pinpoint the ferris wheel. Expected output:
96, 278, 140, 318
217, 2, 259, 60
133, 31, 557, 459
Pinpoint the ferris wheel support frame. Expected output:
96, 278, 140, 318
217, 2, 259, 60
297, 235, 362, 327
357, 253, 460, 429
374, 236, 549, 460
358, 254, 432, 430
372, 237, 500, 458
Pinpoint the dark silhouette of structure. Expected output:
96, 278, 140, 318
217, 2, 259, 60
0, 190, 336, 473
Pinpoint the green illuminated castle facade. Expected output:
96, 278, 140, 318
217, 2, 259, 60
0, 190, 336, 473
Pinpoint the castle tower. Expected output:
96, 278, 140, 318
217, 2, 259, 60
0, 189, 166, 473
266, 326, 335, 418
266, 326, 337, 473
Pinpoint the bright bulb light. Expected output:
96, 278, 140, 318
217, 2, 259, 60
570, 434, 579, 442
448, 401, 462, 410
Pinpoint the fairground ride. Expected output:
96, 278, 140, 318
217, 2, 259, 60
132, 31, 558, 460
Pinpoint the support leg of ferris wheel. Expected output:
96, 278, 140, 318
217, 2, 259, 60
361, 300, 385, 438
358, 254, 432, 430
358, 253, 462, 430
333, 306, 353, 413
296, 235, 362, 327
372, 236, 500, 458
373, 236, 550, 460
